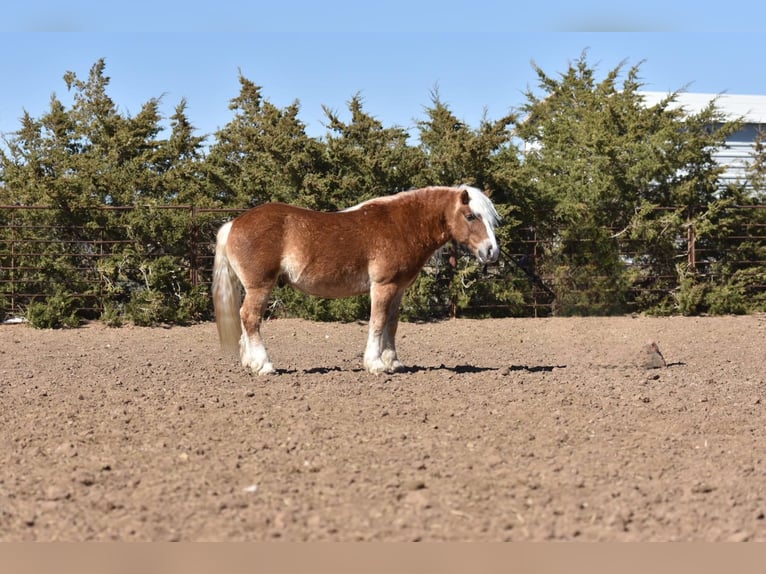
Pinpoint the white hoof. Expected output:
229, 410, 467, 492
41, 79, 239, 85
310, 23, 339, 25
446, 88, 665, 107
257, 362, 275, 375
381, 350, 404, 373
387, 360, 405, 373
365, 358, 388, 375
241, 344, 273, 375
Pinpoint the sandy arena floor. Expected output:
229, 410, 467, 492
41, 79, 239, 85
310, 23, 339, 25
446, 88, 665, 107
1, 314, 765, 541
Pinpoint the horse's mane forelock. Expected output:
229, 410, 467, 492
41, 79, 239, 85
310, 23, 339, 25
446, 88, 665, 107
459, 184, 501, 229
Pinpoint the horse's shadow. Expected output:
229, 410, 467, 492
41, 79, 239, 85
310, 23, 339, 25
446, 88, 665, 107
272, 363, 565, 376
402, 364, 498, 374
403, 364, 566, 374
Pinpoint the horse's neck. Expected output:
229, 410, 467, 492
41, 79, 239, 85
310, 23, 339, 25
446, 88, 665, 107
403, 189, 453, 251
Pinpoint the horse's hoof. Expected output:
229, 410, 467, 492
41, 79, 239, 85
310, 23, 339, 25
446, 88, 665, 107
365, 359, 387, 375
257, 362, 275, 375
386, 361, 405, 373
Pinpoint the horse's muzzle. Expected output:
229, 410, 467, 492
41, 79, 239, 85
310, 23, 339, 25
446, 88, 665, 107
477, 242, 500, 264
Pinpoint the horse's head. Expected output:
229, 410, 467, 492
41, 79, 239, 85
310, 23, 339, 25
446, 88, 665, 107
448, 185, 501, 264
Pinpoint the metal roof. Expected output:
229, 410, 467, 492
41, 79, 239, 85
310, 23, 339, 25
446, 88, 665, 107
640, 92, 766, 125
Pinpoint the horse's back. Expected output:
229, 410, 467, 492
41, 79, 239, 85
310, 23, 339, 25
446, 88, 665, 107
226, 203, 376, 292
231, 201, 391, 245
231, 202, 305, 233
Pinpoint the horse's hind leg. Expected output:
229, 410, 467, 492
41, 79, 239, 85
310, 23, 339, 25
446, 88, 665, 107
240, 285, 275, 375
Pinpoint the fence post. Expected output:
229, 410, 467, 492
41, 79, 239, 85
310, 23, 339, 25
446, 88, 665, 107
686, 206, 696, 271
687, 223, 696, 271
10, 208, 16, 316
532, 226, 539, 318
189, 206, 199, 287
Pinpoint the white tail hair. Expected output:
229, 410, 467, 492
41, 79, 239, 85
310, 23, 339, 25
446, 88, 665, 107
212, 221, 241, 355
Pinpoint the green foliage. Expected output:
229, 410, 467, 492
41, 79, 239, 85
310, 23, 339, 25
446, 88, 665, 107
270, 287, 370, 323
321, 95, 424, 208
675, 273, 708, 316
203, 74, 326, 209
1, 54, 765, 327
543, 223, 632, 316
724, 267, 766, 312
514, 51, 748, 316
26, 290, 81, 329
451, 262, 526, 318
705, 283, 747, 315
100, 302, 124, 327
401, 272, 442, 320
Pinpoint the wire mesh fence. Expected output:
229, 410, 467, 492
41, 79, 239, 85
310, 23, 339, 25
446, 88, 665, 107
1, 204, 765, 321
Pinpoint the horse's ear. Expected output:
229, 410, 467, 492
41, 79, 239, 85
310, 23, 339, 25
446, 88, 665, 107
460, 189, 470, 205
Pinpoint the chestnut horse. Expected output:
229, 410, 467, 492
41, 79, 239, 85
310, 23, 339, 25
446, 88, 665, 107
212, 185, 500, 374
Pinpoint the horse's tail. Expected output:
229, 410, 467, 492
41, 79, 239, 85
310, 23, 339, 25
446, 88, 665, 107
212, 221, 242, 355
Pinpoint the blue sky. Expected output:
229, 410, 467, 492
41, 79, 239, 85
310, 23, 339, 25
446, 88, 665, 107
2, 2, 766, 145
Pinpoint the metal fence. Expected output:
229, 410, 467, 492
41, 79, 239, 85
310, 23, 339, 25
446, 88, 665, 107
1, 204, 765, 320
0, 205, 240, 319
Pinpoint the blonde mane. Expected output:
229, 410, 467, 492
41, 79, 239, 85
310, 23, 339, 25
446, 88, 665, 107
344, 185, 501, 230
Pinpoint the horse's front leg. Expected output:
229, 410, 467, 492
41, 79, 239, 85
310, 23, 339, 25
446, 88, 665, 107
365, 283, 404, 374
380, 289, 405, 372
240, 285, 275, 375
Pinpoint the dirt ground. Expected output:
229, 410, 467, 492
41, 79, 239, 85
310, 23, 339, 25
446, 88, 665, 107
1, 314, 765, 541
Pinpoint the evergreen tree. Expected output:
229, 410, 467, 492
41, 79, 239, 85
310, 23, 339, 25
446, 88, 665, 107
515, 52, 740, 314
748, 129, 766, 198
683, 133, 766, 314
204, 73, 325, 209
2, 53, 763, 325
321, 94, 423, 209
0, 59, 210, 325
408, 91, 526, 318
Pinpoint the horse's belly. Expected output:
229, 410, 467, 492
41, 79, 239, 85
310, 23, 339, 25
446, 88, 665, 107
281, 259, 369, 298
280, 250, 373, 297
291, 273, 371, 298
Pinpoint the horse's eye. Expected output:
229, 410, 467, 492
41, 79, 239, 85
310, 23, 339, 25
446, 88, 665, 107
465, 213, 478, 222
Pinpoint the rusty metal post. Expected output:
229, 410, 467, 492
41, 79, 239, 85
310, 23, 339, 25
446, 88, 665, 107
189, 206, 199, 287
99, 225, 105, 313
10, 207, 16, 316
686, 204, 696, 272
533, 227, 539, 318
687, 222, 696, 271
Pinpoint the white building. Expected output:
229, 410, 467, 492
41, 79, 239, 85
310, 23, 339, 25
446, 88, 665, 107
640, 92, 766, 188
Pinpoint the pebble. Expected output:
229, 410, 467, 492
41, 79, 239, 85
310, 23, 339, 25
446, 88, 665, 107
404, 480, 426, 491
402, 490, 431, 509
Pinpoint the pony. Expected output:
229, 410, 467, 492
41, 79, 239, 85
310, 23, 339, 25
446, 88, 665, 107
212, 185, 500, 374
